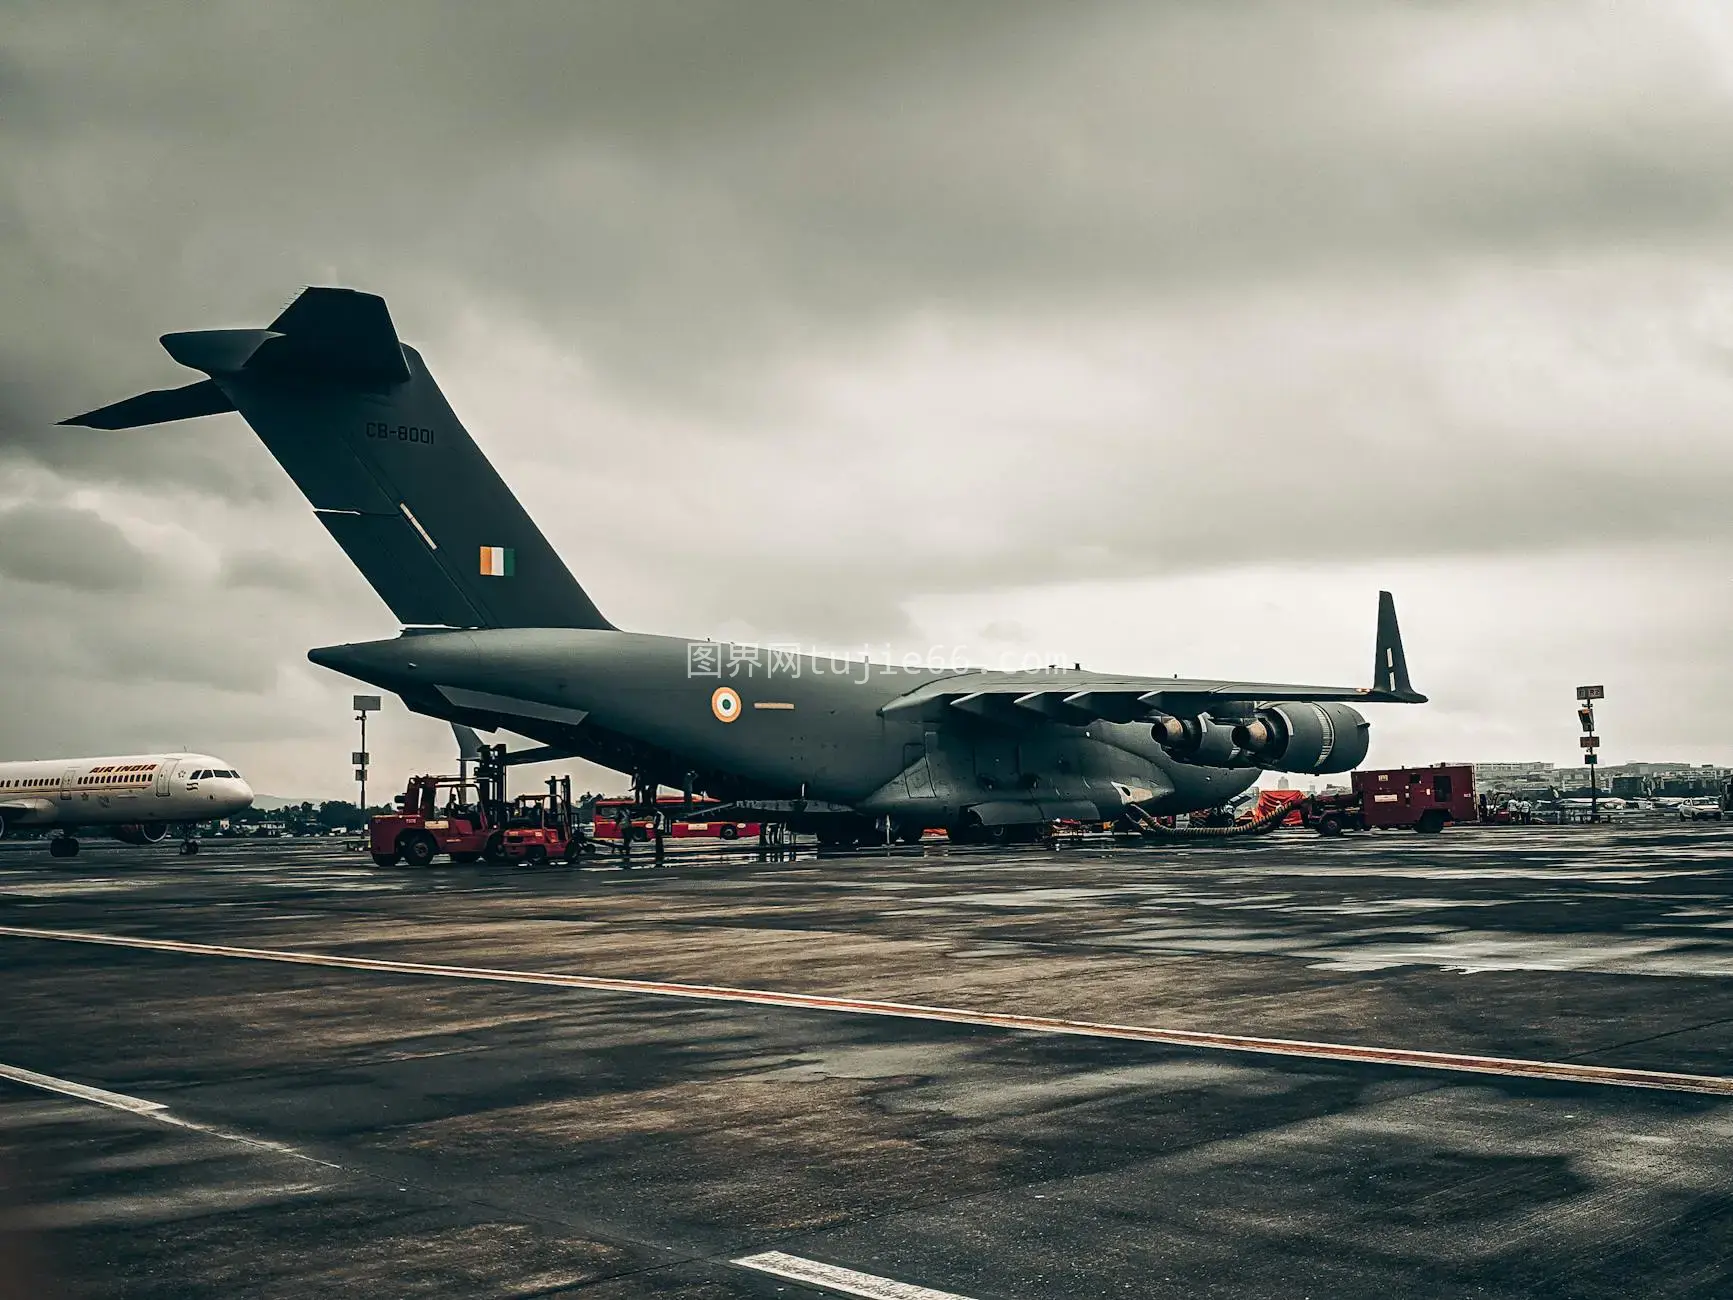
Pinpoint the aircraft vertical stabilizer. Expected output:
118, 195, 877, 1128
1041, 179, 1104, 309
63, 288, 612, 632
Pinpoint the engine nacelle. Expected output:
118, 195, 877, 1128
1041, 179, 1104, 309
1230, 702, 1370, 774
1149, 713, 1244, 767
110, 823, 169, 846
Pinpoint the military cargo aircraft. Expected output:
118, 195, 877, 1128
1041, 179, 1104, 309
66, 288, 1425, 844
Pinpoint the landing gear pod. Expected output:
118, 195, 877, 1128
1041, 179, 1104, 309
1231, 702, 1369, 774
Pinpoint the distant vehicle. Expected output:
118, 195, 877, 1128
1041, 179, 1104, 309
0, 752, 253, 857
1678, 800, 1723, 822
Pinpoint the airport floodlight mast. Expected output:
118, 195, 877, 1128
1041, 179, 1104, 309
354, 694, 381, 815
1577, 685, 1604, 822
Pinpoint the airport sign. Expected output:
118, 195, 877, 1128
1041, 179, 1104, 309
1576, 685, 1605, 700
1580, 735, 1599, 749
1584, 753, 1598, 765
353, 695, 381, 712
352, 752, 369, 765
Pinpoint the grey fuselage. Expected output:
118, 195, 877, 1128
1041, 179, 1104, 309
312, 629, 1258, 827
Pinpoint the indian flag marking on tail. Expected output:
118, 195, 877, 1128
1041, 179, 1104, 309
479, 546, 515, 577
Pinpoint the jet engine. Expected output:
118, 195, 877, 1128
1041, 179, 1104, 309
1229, 702, 1369, 774
111, 823, 169, 846
1148, 714, 1242, 767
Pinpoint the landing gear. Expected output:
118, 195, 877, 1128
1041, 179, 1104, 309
179, 839, 200, 856
49, 835, 79, 859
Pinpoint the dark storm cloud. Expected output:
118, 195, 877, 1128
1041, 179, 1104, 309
0, 502, 153, 592
4, 0, 1733, 782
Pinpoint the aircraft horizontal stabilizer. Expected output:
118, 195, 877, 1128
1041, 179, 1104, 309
61, 378, 235, 430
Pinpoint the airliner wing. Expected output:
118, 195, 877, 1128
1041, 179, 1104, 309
881, 592, 1423, 724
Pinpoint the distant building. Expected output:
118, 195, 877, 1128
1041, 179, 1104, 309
1473, 762, 1555, 783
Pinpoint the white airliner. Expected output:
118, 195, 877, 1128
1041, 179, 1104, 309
0, 753, 254, 858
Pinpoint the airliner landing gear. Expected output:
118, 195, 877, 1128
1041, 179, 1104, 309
49, 835, 80, 859
180, 839, 200, 856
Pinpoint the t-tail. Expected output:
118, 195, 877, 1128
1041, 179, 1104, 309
63, 287, 611, 631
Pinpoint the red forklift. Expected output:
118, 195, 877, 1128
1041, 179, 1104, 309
369, 746, 511, 867
500, 775, 593, 865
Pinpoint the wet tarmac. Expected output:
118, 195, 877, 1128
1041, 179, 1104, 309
3, 823, 1733, 1298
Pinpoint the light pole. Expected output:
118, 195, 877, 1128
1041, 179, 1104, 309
1576, 685, 1603, 823
353, 695, 380, 817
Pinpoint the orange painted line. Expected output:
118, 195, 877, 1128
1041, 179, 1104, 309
0, 923, 1727, 1096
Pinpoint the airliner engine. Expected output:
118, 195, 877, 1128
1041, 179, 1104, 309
1230, 702, 1369, 774
111, 823, 169, 846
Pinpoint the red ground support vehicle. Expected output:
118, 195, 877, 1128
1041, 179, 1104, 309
501, 776, 592, 865
369, 773, 506, 867
1302, 764, 1477, 836
591, 794, 760, 841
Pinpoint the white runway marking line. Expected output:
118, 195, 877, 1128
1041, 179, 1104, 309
0, 1060, 339, 1168
0, 1062, 169, 1117
1, 923, 1731, 1097
733, 1251, 977, 1300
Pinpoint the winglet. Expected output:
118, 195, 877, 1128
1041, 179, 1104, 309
1372, 590, 1424, 702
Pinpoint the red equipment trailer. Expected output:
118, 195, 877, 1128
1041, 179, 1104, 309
1302, 763, 1476, 836
591, 794, 760, 841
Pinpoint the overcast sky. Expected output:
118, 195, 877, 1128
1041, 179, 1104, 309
5, 0, 1733, 798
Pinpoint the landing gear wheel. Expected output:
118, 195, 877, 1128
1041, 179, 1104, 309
483, 832, 508, 865
1317, 814, 1343, 837
399, 832, 437, 867
180, 840, 199, 856
49, 836, 79, 859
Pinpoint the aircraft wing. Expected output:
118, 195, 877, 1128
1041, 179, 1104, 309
880, 591, 1424, 724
